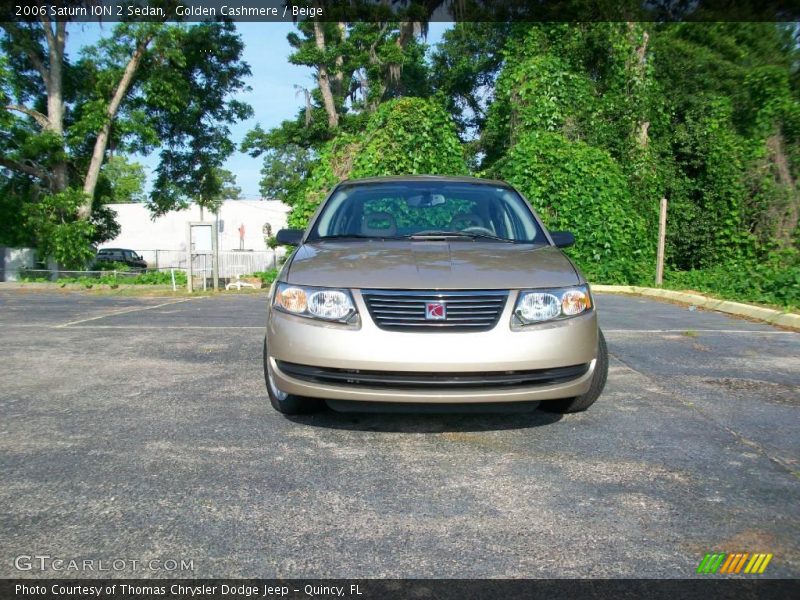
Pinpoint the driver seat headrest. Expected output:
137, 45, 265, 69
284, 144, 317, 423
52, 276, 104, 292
361, 212, 398, 237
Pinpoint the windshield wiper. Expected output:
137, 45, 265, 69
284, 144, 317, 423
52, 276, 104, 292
408, 230, 516, 243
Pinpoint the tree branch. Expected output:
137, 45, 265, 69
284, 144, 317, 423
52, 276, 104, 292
80, 33, 155, 216
0, 156, 50, 181
5, 104, 50, 129
26, 49, 49, 90
0, 23, 50, 88
37, 13, 56, 54
312, 19, 340, 128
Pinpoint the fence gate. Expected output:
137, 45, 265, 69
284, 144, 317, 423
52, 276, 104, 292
186, 222, 219, 292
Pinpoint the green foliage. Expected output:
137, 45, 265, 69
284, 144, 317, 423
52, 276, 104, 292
494, 131, 653, 284
247, 269, 279, 284
92, 260, 131, 272
287, 133, 362, 229
146, 22, 252, 215
473, 22, 799, 303
96, 156, 147, 204
216, 168, 242, 201
23, 189, 96, 269
664, 249, 800, 309
130, 270, 187, 285
286, 98, 468, 229
250, 142, 315, 202
19, 268, 188, 286
667, 98, 754, 269
0, 19, 252, 264
650, 23, 800, 267
430, 22, 510, 140
286, 21, 432, 121
351, 97, 468, 177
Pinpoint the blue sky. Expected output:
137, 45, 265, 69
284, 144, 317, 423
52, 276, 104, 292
69, 21, 451, 199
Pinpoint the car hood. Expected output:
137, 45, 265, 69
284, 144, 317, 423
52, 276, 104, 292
285, 241, 581, 290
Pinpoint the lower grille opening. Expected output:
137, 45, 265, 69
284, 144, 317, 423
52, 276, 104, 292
276, 361, 590, 390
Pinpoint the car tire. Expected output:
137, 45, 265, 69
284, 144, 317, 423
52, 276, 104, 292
539, 329, 608, 414
263, 338, 324, 414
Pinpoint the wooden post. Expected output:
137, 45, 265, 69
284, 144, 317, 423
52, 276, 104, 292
655, 197, 668, 286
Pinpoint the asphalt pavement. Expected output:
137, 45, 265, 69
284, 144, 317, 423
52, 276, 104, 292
0, 288, 797, 578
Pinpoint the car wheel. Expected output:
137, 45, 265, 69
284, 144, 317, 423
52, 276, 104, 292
539, 329, 608, 414
263, 337, 323, 414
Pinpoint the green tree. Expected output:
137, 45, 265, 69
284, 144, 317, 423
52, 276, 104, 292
494, 131, 653, 284
250, 143, 316, 203
430, 22, 510, 141
243, 18, 435, 219
0, 18, 251, 264
96, 155, 146, 204
192, 168, 241, 219
287, 97, 467, 228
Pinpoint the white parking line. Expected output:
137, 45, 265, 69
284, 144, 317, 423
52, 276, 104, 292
603, 328, 796, 334
62, 325, 262, 329
54, 298, 199, 328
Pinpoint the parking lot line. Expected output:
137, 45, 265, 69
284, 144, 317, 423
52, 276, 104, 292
53, 297, 200, 328
62, 325, 263, 329
603, 329, 796, 335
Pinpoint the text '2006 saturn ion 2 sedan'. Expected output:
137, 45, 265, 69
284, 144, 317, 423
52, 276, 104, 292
264, 175, 607, 415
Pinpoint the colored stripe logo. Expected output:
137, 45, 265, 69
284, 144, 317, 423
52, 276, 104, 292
697, 552, 773, 574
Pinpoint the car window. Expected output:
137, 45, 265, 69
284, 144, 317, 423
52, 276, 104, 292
309, 181, 543, 242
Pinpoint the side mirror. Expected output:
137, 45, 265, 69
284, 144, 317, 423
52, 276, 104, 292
275, 229, 304, 245
550, 231, 575, 248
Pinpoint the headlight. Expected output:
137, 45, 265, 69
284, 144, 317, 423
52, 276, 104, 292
514, 285, 592, 325
273, 282, 357, 323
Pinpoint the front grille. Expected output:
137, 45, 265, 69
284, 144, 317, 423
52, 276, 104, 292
361, 289, 508, 332
277, 361, 590, 390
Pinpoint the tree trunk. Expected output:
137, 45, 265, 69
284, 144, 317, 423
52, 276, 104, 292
0, 21, 67, 191
764, 133, 799, 248
78, 36, 152, 219
331, 22, 346, 98
628, 23, 650, 149
41, 18, 68, 192
313, 20, 339, 129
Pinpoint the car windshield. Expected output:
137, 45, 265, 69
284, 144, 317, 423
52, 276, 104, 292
308, 181, 543, 243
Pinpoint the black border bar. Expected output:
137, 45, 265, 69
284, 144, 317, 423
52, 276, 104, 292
2, 579, 799, 600
3, 0, 800, 23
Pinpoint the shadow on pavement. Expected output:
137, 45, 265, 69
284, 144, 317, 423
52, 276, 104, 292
287, 404, 563, 433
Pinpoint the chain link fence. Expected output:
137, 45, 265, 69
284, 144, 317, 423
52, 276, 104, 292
3, 248, 284, 286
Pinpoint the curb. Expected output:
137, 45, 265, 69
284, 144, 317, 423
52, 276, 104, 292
591, 284, 800, 329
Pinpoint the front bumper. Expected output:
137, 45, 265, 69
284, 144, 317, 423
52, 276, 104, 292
266, 289, 598, 404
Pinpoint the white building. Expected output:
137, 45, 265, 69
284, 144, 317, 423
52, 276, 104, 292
100, 199, 290, 276
101, 199, 290, 253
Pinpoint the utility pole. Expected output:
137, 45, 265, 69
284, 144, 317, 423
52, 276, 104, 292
655, 197, 668, 286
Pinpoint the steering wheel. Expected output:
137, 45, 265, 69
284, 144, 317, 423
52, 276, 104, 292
462, 226, 496, 236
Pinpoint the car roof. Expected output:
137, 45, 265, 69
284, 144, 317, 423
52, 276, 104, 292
337, 175, 513, 187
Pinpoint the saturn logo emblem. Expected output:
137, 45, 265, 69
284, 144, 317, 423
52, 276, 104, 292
425, 302, 446, 320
